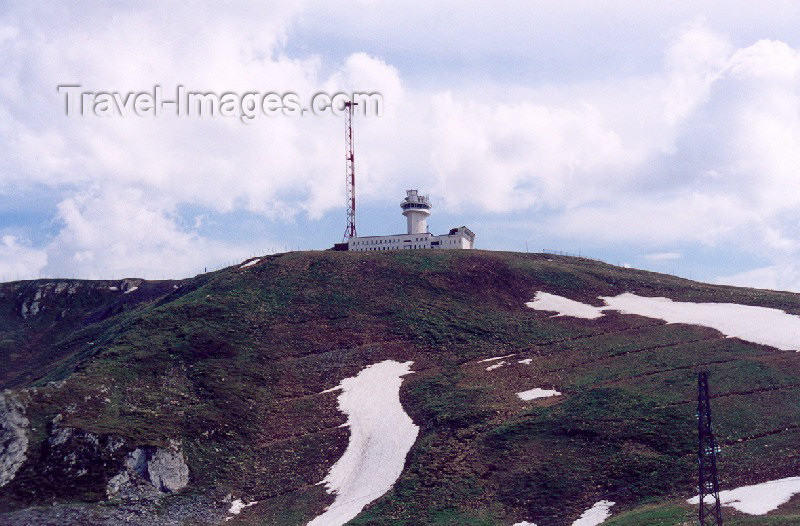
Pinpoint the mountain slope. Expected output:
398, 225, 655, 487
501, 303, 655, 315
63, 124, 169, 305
1, 250, 800, 525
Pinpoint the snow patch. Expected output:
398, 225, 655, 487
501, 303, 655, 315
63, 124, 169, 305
527, 291, 800, 351
514, 500, 614, 526
307, 360, 419, 526
687, 476, 800, 515
518, 358, 533, 365
572, 500, 615, 525
517, 388, 561, 401
123, 286, 138, 294
478, 353, 515, 363
224, 498, 258, 521
486, 361, 506, 371
602, 293, 800, 351
526, 292, 604, 319
240, 258, 261, 269
229, 498, 257, 515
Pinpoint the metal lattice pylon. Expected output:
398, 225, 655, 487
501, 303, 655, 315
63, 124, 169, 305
698, 371, 723, 526
342, 100, 358, 241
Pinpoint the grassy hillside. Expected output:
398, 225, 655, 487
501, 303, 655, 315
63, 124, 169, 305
1, 250, 800, 525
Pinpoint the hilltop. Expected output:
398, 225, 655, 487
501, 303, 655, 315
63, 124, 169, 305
1, 250, 800, 525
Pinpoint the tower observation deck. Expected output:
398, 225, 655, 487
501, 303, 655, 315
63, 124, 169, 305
401, 189, 432, 235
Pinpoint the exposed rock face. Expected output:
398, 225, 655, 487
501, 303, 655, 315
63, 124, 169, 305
147, 443, 190, 493
20, 288, 43, 318
119, 278, 142, 294
42, 415, 128, 494
0, 392, 29, 487
15, 278, 145, 321
106, 440, 189, 499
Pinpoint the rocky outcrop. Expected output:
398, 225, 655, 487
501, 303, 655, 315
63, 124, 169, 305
42, 414, 127, 494
15, 278, 146, 321
18, 282, 78, 319
0, 392, 29, 487
39, 416, 189, 502
106, 440, 189, 500
147, 444, 190, 493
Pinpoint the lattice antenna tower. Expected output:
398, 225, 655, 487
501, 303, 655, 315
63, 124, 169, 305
343, 100, 358, 241
698, 371, 724, 526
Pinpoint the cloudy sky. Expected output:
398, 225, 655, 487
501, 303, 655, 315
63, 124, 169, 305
2, 1, 800, 290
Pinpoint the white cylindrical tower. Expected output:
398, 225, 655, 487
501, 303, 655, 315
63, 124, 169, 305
400, 189, 432, 234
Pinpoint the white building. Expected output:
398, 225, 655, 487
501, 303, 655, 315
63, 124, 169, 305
346, 190, 475, 251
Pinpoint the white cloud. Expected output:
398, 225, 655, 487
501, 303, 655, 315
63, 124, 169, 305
2, 3, 800, 287
44, 187, 263, 279
662, 20, 732, 126
0, 235, 47, 282
547, 193, 754, 245
644, 252, 682, 261
0, 3, 409, 278
716, 263, 800, 293
0, 3, 403, 219
529, 25, 800, 286
428, 93, 637, 213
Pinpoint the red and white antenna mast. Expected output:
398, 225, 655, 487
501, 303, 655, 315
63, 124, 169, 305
343, 100, 358, 241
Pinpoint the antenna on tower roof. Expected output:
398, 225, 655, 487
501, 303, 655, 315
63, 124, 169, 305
343, 100, 358, 242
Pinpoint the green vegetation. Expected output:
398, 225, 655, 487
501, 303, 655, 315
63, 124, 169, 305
2, 250, 800, 524
603, 502, 694, 525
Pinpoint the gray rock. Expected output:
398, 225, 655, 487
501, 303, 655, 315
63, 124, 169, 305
146, 444, 189, 493
105, 471, 131, 497
41, 419, 189, 502
45, 419, 134, 488
106, 440, 189, 499
0, 392, 29, 487
29, 289, 43, 316
0, 491, 228, 525
48, 421, 74, 446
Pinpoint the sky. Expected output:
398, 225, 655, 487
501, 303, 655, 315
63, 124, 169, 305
1, 1, 800, 290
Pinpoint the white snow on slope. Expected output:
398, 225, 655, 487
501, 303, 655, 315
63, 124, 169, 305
478, 354, 516, 362
518, 358, 533, 365
225, 498, 257, 521
307, 360, 419, 526
602, 293, 800, 351
228, 498, 257, 514
526, 292, 605, 319
123, 286, 138, 294
486, 361, 507, 371
527, 291, 800, 351
239, 258, 261, 269
687, 477, 800, 515
514, 499, 614, 526
517, 388, 561, 401
572, 500, 615, 525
